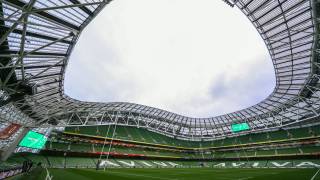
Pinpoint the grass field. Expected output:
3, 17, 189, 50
13, 168, 320, 180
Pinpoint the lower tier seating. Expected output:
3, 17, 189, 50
6, 153, 320, 169
44, 139, 320, 159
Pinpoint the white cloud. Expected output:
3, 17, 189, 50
64, 0, 275, 117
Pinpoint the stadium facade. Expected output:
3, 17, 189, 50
0, 0, 320, 161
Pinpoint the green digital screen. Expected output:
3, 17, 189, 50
231, 123, 250, 132
19, 131, 47, 149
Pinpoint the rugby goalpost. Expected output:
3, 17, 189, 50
45, 167, 53, 180
98, 115, 119, 171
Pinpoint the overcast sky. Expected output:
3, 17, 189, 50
64, 0, 275, 118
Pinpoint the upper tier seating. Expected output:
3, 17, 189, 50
65, 125, 320, 148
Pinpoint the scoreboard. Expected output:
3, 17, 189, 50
231, 123, 250, 132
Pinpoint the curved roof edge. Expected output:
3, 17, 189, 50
0, 0, 319, 140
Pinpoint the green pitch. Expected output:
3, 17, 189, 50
16, 168, 320, 180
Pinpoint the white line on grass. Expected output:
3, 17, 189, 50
311, 169, 320, 180
107, 170, 179, 180
237, 177, 253, 180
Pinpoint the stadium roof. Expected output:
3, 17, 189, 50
0, 0, 319, 140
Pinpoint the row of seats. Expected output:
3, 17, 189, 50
65, 125, 320, 148
66, 125, 194, 147
0, 161, 20, 171
46, 141, 191, 157
210, 146, 320, 158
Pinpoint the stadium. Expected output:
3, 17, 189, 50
0, 0, 320, 179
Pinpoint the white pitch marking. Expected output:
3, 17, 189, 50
107, 171, 179, 180
311, 169, 320, 180
237, 177, 252, 180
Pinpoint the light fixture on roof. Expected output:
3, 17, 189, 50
222, 0, 235, 7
